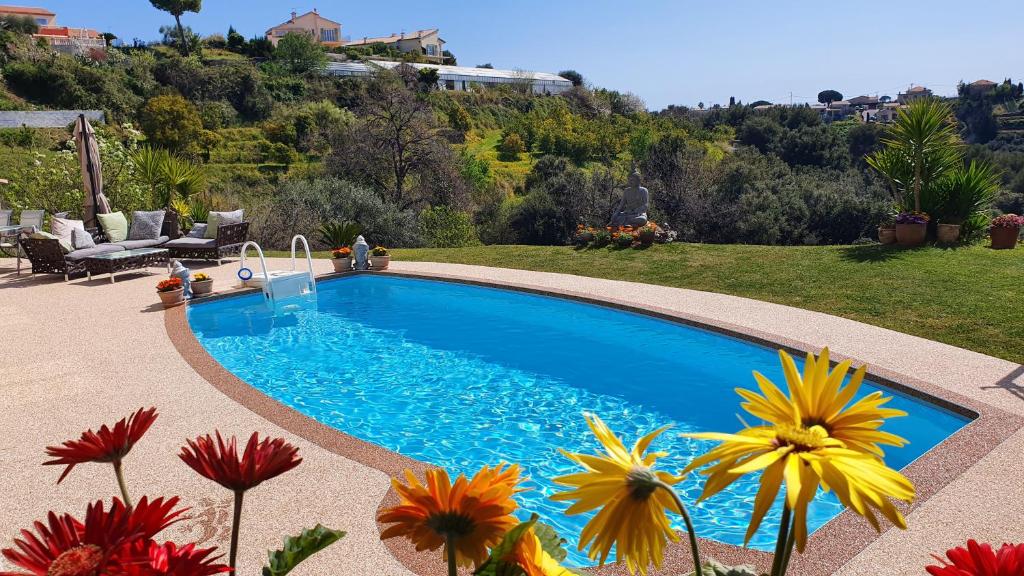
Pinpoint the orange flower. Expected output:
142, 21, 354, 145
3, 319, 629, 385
378, 464, 523, 568
507, 528, 574, 576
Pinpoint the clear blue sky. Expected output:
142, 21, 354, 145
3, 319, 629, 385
43, 0, 1023, 109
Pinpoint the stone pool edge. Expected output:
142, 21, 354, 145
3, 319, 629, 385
165, 269, 1024, 576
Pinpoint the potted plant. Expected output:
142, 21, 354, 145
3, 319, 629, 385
592, 229, 611, 248
877, 218, 897, 244
371, 246, 390, 270
613, 231, 635, 248
331, 247, 353, 272
637, 222, 657, 246
191, 272, 214, 296
990, 214, 1024, 249
156, 277, 184, 308
894, 211, 929, 247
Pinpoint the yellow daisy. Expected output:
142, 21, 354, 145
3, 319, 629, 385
741, 348, 908, 457
685, 423, 914, 552
551, 413, 692, 575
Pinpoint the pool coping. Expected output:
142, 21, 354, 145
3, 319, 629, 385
165, 269, 1024, 576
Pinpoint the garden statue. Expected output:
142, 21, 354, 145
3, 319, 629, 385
609, 167, 650, 228
170, 260, 192, 299
353, 235, 370, 270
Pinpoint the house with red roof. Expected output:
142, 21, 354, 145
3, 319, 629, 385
0, 5, 104, 54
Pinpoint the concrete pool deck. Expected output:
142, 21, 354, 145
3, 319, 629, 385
1, 256, 1022, 575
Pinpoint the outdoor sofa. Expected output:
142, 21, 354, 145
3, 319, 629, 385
163, 210, 249, 264
19, 211, 170, 281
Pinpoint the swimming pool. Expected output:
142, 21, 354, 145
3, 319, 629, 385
188, 275, 969, 565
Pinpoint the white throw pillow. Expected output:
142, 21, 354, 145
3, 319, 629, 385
50, 217, 85, 244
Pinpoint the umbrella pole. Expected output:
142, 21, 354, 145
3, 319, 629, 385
80, 114, 101, 231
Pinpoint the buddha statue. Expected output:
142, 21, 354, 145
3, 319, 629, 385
609, 168, 650, 228
353, 235, 370, 271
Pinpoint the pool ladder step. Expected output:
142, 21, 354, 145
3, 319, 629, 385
238, 236, 317, 308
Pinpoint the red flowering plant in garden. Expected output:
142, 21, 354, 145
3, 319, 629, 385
990, 214, 1024, 229
1, 408, 343, 576
331, 246, 352, 259
926, 540, 1024, 576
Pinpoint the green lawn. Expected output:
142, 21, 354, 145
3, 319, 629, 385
285, 243, 1024, 363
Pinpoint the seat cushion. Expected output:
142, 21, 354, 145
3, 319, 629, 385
165, 237, 216, 249
112, 236, 169, 250
128, 210, 165, 241
65, 244, 126, 261
97, 212, 129, 243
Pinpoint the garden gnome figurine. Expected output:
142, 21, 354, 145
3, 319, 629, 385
609, 165, 650, 228
170, 260, 192, 299
353, 235, 370, 271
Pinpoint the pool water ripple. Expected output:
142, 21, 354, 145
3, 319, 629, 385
188, 275, 968, 566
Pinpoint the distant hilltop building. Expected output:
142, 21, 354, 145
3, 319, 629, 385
266, 8, 343, 47
344, 29, 446, 64
265, 8, 447, 63
897, 85, 933, 104
0, 4, 103, 54
327, 60, 573, 95
965, 79, 997, 96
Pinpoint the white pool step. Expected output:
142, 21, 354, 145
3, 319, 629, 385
238, 236, 317, 306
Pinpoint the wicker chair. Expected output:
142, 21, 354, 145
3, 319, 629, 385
164, 222, 249, 264
19, 228, 110, 281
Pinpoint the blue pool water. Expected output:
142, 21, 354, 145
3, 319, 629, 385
188, 275, 968, 565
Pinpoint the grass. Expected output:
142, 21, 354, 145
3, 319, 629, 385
279, 243, 1024, 363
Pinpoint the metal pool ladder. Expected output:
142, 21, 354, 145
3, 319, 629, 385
238, 236, 317, 307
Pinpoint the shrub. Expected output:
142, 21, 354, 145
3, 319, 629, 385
497, 132, 526, 161
197, 100, 238, 129
508, 191, 565, 245
140, 94, 204, 154
418, 205, 479, 248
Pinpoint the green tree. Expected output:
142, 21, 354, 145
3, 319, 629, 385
817, 90, 843, 105
226, 25, 245, 52
867, 99, 963, 213
149, 0, 201, 56
274, 32, 327, 74
140, 94, 204, 154
558, 70, 584, 87
497, 132, 526, 161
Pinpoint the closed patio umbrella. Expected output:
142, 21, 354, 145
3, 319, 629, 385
73, 114, 111, 229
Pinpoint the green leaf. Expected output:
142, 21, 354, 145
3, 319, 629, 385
532, 522, 569, 563
262, 524, 345, 576
474, 515, 539, 576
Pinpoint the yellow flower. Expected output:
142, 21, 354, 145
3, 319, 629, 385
740, 348, 908, 457
684, 424, 914, 551
551, 413, 682, 575
683, 349, 915, 552
378, 464, 523, 568
507, 528, 575, 576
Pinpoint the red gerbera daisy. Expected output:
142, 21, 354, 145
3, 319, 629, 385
44, 408, 158, 507
179, 432, 301, 569
0, 497, 186, 576
178, 432, 301, 492
926, 540, 1024, 576
119, 541, 231, 576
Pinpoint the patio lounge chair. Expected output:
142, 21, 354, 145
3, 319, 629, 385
164, 221, 249, 264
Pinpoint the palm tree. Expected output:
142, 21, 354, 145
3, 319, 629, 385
868, 99, 962, 214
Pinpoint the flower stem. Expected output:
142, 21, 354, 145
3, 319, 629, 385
444, 533, 457, 576
229, 489, 245, 570
779, 517, 797, 576
112, 460, 132, 509
656, 481, 703, 576
770, 505, 793, 576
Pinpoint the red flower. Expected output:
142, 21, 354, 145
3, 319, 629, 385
119, 541, 231, 576
44, 408, 158, 483
926, 540, 1024, 576
0, 497, 186, 576
179, 432, 301, 492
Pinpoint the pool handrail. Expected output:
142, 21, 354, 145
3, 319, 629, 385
290, 234, 317, 296
239, 240, 274, 301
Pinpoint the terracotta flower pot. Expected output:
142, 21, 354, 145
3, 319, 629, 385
877, 226, 897, 245
990, 226, 1020, 250
191, 279, 214, 296
895, 222, 927, 247
158, 288, 184, 308
936, 223, 961, 245
332, 257, 353, 272
372, 255, 390, 270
